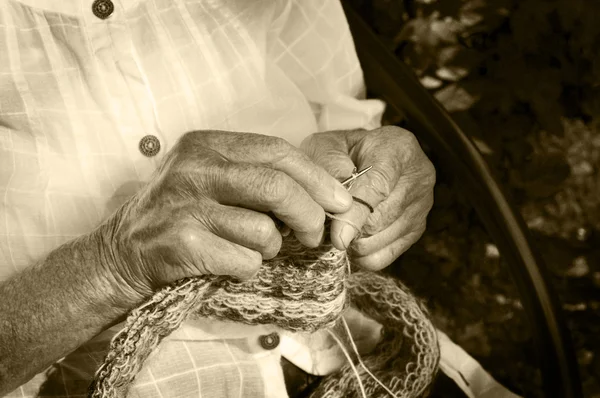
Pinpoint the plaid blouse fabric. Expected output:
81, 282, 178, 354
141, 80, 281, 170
0, 0, 384, 397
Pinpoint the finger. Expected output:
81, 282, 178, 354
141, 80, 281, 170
361, 170, 435, 237
350, 228, 426, 271
351, 200, 431, 257
153, 224, 263, 282
349, 208, 427, 257
209, 163, 326, 248
275, 149, 353, 214
294, 223, 325, 249
330, 164, 398, 251
183, 131, 353, 213
192, 203, 282, 260
185, 230, 263, 280
299, 134, 356, 248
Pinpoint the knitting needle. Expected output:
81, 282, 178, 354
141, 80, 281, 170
341, 165, 373, 187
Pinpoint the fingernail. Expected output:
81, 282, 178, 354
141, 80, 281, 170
317, 225, 325, 246
334, 185, 353, 208
296, 225, 325, 248
339, 224, 356, 249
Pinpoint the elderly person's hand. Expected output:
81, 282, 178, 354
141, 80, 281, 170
301, 126, 435, 270
97, 130, 353, 307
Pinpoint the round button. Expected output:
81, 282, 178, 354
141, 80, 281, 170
139, 135, 161, 157
259, 332, 280, 350
92, 0, 114, 20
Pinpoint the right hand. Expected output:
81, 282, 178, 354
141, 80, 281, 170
95, 130, 353, 306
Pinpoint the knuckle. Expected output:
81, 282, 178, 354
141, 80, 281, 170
263, 237, 282, 260
264, 135, 292, 161
422, 159, 437, 186
350, 238, 368, 257
404, 130, 421, 148
367, 168, 393, 198
206, 159, 229, 181
175, 215, 206, 247
159, 171, 190, 197
253, 217, 276, 242
172, 132, 193, 152
308, 209, 326, 232
387, 127, 421, 155
423, 192, 435, 212
294, 206, 325, 234
363, 212, 382, 236
413, 220, 428, 236
180, 130, 198, 144
300, 151, 326, 183
389, 242, 407, 263
259, 170, 292, 205
380, 125, 412, 141
268, 135, 290, 151
245, 251, 263, 273
173, 132, 204, 159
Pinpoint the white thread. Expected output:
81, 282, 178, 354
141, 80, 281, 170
347, 255, 352, 276
327, 329, 367, 398
325, 212, 362, 239
340, 317, 400, 398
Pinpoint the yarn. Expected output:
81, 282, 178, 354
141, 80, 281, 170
351, 196, 375, 213
325, 212, 363, 239
333, 317, 401, 398
328, 328, 368, 398
88, 226, 439, 398
310, 273, 440, 398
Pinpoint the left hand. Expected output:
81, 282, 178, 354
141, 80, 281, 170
301, 126, 435, 270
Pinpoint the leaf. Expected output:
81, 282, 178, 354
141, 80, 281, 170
436, 66, 469, 81
460, 0, 511, 29
434, 83, 479, 112
420, 75, 443, 89
434, 45, 474, 82
437, 45, 461, 65
429, 18, 462, 44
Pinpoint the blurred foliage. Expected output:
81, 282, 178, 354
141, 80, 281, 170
346, 0, 600, 396
395, 0, 600, 132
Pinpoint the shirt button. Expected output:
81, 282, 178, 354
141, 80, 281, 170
92, 0, 114, 20
258, 332, 280, 350
139, 135, 161, 157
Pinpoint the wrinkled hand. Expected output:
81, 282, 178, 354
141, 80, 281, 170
98, 131, 353, 305
301, 126, 435, 270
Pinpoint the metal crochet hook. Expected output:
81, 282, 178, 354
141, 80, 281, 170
341, 165, 373, 188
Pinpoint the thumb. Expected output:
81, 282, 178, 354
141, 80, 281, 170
330, 157, 400, 252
